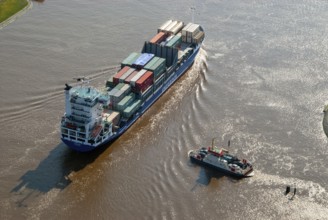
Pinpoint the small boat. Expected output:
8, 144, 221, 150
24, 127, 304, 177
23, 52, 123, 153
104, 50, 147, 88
188, 138, 254, 178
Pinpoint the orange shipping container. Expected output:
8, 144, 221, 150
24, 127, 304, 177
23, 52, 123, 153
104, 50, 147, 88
150, 32, 167, 44
113, 66, 130, 84
124, 70, 138, 84
134, 71, 154, 93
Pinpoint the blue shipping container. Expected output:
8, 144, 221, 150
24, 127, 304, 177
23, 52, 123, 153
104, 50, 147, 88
133, 53, 154, 68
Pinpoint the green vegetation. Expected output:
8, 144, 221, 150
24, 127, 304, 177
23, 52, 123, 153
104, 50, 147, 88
0, 0, 28, 23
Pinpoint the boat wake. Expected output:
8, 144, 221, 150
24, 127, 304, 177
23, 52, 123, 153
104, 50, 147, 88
147, 47, 208, 131
0, 65, 119, 125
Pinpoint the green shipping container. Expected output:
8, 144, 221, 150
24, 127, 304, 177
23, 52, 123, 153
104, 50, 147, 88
144, 57, 160, 69
144, 57, 166, 80
123, 99, 142, 118
152, 58, 166, 79
114, 83, 125, 90
121, 52, 141, 68
117, 93, 135, 112
166, 34, 182, 47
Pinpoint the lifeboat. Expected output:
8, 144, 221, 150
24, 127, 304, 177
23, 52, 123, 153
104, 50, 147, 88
91, 125, 102, 138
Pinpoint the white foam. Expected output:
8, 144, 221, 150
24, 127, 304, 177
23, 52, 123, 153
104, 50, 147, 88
147, 48, 208, 131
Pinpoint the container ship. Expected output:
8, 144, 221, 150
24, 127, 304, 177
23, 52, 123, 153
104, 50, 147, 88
61, 20, 205, 152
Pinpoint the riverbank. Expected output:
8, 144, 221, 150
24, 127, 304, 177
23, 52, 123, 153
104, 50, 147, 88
0, 0, 31, 28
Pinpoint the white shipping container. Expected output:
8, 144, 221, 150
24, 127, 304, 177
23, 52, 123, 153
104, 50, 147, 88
119, 68, 135, 83
158, 20, 173, 32
120, 84, 131, 95
182, 23, 193, 37
193, 31, 204, 43
164, 21, 178, 32
169, 21, 184, 35
187, 36, 192, 43
187, 24, 200, 37
130, 69, 147, 86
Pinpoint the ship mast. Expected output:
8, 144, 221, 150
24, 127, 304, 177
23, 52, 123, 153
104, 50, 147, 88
190, 6, 196, 23
211, 137, 216, 149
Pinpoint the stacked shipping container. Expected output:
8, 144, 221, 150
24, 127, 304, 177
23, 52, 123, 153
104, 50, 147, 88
121, 52, 140, 68
144, 56, 166, 80
113, 66, 130, 84
150, 32, 167, 44
105, 19, 202, 121
106, 54, 158, 118
158, 20, 184, 35
181, 23, 204, 44
165, 34, 182, 48
132, 53, 154, 69
119, 68, 135, 83
133, 71, 153, 93
107, 82, 142, 118
117, 93, 135, 112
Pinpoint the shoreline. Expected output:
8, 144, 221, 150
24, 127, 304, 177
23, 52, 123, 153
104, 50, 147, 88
0, 0, 33, 30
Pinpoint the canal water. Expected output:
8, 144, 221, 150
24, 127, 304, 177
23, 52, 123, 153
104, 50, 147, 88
0, 0, 328, 219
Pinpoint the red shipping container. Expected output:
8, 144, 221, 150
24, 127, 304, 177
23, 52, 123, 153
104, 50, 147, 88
124, 70, 138, 84
113, 66, 130, 84
150, 32, 167, 44
134, 71, 154, 93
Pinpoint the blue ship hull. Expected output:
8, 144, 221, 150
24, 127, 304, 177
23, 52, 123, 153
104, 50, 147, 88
62, 45, 201, 152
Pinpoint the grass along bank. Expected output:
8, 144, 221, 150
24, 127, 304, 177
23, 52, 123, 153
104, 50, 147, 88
0, 0, 28, 23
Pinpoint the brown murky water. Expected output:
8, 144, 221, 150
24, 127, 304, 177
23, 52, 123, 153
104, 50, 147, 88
1, 0, 328, 219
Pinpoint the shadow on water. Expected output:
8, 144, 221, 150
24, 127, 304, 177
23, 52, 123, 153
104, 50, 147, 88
196, 168, 225, 186
190, 163, 241, 191
11, 142, 109, 195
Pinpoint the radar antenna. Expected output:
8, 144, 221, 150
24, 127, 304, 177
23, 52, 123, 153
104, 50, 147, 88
65, 83, 72, 91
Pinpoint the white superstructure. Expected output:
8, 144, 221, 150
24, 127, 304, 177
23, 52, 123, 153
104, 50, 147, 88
61, 85, 115, 146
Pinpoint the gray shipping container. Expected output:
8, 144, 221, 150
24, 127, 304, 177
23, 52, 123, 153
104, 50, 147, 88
108, 88, 119, 97
111, 90, 125, 104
